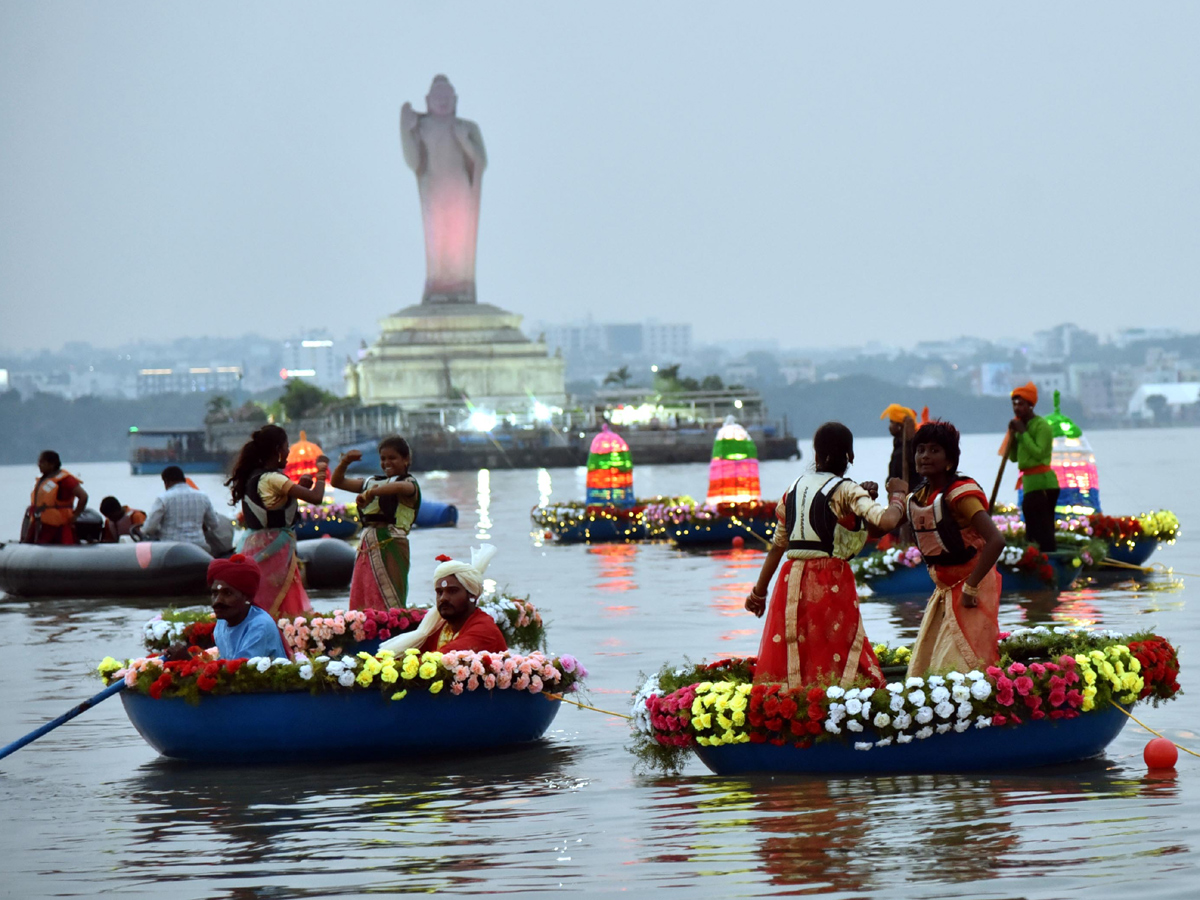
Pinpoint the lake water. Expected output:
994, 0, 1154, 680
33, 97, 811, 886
1, 429, 1197, 897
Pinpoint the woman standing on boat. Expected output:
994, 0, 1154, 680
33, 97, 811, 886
226, 424, 327, 618
744, 423, 907, 691
330, 435, 421, 610
903, 421, 1005, 676
22, 450, 89, 544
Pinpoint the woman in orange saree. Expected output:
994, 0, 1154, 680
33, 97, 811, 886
902, 421, 1006, 676
745, 423, 908, 691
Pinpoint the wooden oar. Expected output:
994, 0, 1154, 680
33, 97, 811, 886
0, 679, 125, 761
988, 431, 1011, 513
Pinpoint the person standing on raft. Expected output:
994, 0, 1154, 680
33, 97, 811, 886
744, 423, 908, 691
22, 450, 88, 544
330, 436, 421, 611
901, 421, 1006, 676
1007, 382, 1060, 552
380, 544, 507, 655
226, 425, 327, 618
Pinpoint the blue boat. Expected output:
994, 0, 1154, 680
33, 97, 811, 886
1106, 537, 1158, 567
862, 556, 1080, 599
128, 427, 228, 476
694, 706, 1127, 775
668, 517, 774, 548
548, 518, 647, 544
294, 518, 359, 541
121, 688, 562, 761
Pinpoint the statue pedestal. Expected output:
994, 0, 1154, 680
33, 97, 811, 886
349, 301, 566, 413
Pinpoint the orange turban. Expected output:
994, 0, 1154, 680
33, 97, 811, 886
880, 404, 917, 424
1011, 382, 1038, 405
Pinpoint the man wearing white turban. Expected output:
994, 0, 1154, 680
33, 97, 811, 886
379, 544, 507, 655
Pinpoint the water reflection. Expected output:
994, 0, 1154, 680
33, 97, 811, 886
121, 743, 581, 895
588, 544, 637, 594
475, 468, 492, 540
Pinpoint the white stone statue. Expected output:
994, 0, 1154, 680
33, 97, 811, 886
401, 75, 488, 305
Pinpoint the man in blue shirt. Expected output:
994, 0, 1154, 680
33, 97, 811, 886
207, 554, 287, 659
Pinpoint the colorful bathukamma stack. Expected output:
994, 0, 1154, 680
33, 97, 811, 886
285, 430, 324, 483
1044, 391, 1101, 515
706, 417, 760, 505
586, 424, 634, 509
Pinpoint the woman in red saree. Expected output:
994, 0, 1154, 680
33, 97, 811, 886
902, 421, 1006, 676
745, 423, 907, 691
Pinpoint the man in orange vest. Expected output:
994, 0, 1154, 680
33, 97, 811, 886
22, 450, 89, 544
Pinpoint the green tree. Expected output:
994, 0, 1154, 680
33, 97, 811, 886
280, 380, 339, 422
603, 366, 632, 387
204, 394, 233, 424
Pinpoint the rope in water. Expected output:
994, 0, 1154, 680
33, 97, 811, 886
545, 693, 632, 720
1112, 702, 1200, 760
1102, 558, 1200, 578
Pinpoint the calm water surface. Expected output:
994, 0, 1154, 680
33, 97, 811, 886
0, 430, 1197, 897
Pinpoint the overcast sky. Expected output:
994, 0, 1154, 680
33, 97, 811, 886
2, 2, 1198, 353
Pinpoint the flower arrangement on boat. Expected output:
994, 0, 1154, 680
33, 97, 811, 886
629, 627, 1180, 773
531, 496, 690, 543
142, 592, 547, 657
99, 647, 586, 705
296, 502, 356, 524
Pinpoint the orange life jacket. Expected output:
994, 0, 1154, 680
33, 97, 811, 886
31, 470, 78, 528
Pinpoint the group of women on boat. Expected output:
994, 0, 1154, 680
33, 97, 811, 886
225, 424, 423, 619
745, 419, 1006, 689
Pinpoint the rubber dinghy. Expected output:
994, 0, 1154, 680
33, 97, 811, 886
0, 538, 357, 598
628, 628, 1181, 776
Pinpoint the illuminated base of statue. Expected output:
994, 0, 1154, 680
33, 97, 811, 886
348, 301, 566, 411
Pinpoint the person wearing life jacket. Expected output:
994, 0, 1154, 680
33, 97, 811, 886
902, 420, 1006, 677
331, 435, 421, 611
99, 496, 147, 543
744, 423, 908, 691
22, 450, 89, 545
1007, 381, 1060, 552
225, 424, 327, 618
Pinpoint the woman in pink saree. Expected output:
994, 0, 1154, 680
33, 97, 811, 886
226, 425, 328, 618
902, 421, 1006, 676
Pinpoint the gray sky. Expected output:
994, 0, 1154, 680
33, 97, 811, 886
2, 2, 1198, 352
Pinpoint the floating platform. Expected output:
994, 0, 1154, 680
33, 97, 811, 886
121, 688, 561, 761
694, 706, 1127, 775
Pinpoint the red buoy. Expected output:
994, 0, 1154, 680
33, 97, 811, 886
1144, 737, 1178, 770
732, 536, 745, 549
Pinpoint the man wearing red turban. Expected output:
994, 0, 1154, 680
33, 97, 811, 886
1007, 382, 1060, 551
208, 554, 287, 659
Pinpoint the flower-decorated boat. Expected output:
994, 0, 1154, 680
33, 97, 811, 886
644, 418, 776, 549
630, 628, 1180, 775
294, 502, 360, 541
104, 647, 584, 762
645, 499, 776, 548
107, 593, 584, 762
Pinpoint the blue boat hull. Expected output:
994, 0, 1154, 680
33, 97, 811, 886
121, 688, 562, 761
1107, 537, 1158, 567
549, 519, 647, 544
694, 706, 1127, 775
864, 558, 1079, 599
131, 460, 227, 476
670, 517, 774, 548
294, 519, 359, 541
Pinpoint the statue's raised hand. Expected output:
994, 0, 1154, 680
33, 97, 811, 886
400, 102, 419, 131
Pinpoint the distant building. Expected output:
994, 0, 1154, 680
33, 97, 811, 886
643, 322, 692, 360
535, 318, 692, 361
1127, 383, 1200, 422
282, 334, 341, 392
137, 366, 242, 397
779, 358, 816, 385
978, 363, 1014, 397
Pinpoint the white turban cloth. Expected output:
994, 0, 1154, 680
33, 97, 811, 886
432, 543, 496, 598
379, 544, 497, 654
